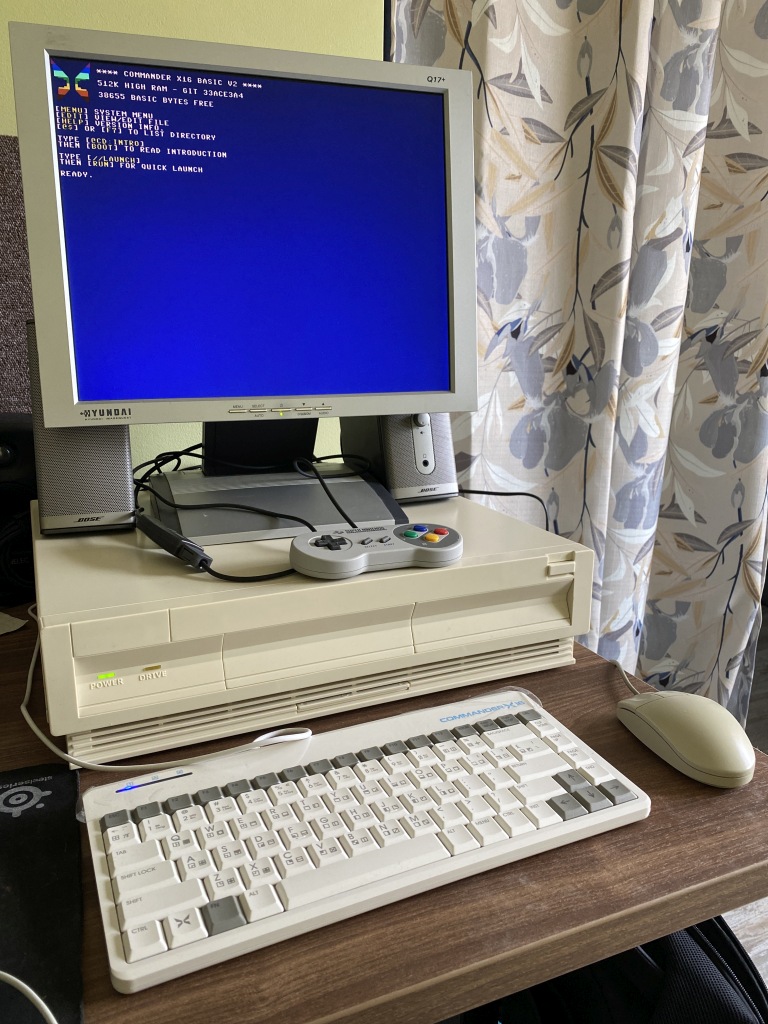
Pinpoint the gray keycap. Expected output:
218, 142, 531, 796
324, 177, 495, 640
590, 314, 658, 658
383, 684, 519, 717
132, 802, 163, 822
517, 708, 542, 724
549, 794, 588, 820
194, 787, 224, 805
554, 770, 591, 793
575, 786, 613, 812
202, 896, 247, 935
100, 809, 130, 832
279, 766, 308, 783
598, 779, 637, 804
224, 779, 252, 798
163, 793, 193, 814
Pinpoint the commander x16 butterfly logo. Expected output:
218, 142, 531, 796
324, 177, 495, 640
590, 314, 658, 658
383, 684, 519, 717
51, 60, 90, 100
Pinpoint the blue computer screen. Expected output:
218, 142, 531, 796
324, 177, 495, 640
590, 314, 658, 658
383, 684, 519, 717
49, 56, 451, 403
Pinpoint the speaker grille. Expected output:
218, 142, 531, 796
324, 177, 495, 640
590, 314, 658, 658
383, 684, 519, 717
382, 413, 456, 491
26, 322, 135, 522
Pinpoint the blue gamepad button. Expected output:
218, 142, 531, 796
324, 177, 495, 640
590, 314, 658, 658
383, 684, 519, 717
412, 524, 430, 533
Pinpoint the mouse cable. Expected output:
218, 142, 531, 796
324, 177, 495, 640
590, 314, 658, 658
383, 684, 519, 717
459, 488, 550, 532
19, 606, 312, 774
0, 970, 58, 1024
610, 659, 641, 695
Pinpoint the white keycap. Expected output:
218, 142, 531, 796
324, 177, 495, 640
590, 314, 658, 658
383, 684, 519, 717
340, 828, 379, 856
278, 822, 317, 850
139, 814, 174, 842
521, 801, 562, 829
351, 780, 387, 805
239, 886, 285, 922
177, 850, 215, 881
509, 737, 553, 759
467, 816, 507, 846
311, 813, 347, 841
117, 878, 207, 929
369, 819, 409, 846
406, 746, 439, 768
579, 761, 614, 785
479, 725, 531, 748
457, 735, 487, 755
275, 848, 314, 878
275, 834, 449, 909
122, 920, 167, 962
354, 759, 387, 782
107, 839, 163, 876
323, 787, 356, 812
427, 782, 462, 805
240, 858, 281, 888
511, 777, 566, 804
307, 840, 347, 868
206, 797, 240, 821
561, 745, 593, 768
400, 789, 435, 814
402, 812, 440, 838
205, 868, 245, 900
341, 804, 377, 830
543, 731, 572, 752
245, 830, 283, 860
438, 824, 480, 855
506, 752, 569, 783
230, 812, 269, 841
381, 753, 412, 774
429, 802, 467, 830
212, 841, 250, 870
297, 774, 332, 798
371, 796, 407, 820
292, 796, 327, 821
237, 789, 272, 814
380, 772, 411, 796
486, 789, 523, 814
261, 805, 298, 830
485, 748, 521, 769
455, 775, 488, 799
479, 768, 514, 791
434, 740, 463, 760
268, 781, 301, 806
197, 821, 233, 850
458, 796, 494, 822
163, 906, 208, 948
459, 752, 493, 774
407, 766, 441, 788
328, 767, 357, 790
173, 805, 207, 831
112, 859, 178, 901
163, 831, 199, 860
433, 759, 467, 781
104, 822, 139, 853
497, 808, 537, 837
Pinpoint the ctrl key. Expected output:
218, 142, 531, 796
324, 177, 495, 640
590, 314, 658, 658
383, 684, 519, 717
122, 920, 167, 962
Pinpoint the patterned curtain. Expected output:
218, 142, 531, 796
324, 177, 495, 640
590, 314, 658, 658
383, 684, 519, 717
392, 0, 768, 720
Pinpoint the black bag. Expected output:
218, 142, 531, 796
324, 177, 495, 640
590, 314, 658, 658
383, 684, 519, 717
448, 917, 768, 1024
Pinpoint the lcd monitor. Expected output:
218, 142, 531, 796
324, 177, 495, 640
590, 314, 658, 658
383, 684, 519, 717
10, 22, 477, 432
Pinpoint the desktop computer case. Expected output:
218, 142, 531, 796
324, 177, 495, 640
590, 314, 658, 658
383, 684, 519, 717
30, 499, 594, 763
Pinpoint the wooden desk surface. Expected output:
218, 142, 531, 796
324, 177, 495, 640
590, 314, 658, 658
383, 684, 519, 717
3, 605, 768, 1024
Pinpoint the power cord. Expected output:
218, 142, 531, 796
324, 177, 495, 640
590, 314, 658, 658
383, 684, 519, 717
458, 487, 550, 531
20, 607, 312, 774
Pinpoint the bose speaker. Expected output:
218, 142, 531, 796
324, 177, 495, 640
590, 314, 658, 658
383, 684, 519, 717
340, 414, 458, 504
26, 321, 135, 534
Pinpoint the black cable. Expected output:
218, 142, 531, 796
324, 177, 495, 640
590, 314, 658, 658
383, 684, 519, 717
459, 487, 550, 532
292, 456, 359, 529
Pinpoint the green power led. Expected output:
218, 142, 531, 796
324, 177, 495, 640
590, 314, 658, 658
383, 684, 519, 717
97, 672, 116, 680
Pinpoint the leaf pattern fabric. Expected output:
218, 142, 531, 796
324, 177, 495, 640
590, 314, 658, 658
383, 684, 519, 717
392, 0, 768, 720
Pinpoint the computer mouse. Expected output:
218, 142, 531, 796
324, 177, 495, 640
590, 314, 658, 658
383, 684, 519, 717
616, 690, 755, 788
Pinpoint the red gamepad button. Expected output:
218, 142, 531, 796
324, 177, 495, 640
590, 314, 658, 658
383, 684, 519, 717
434, 527, 449, 535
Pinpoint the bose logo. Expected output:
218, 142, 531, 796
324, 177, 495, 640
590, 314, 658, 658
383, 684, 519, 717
77, 516, 102, 523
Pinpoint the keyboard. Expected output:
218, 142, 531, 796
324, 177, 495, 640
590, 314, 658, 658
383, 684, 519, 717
81, 688, 651, 993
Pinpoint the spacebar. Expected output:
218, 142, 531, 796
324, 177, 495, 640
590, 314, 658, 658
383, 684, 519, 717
275, 835, 450, 910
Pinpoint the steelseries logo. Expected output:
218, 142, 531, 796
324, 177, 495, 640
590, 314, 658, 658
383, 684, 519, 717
80, 407, 132, 420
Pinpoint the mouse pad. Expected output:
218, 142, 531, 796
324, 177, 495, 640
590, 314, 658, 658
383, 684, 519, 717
0, 762, 83, 1024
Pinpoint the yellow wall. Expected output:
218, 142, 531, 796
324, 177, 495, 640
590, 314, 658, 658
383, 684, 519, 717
4, 0, 383, 464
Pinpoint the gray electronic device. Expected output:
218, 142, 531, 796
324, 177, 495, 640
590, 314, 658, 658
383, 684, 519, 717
289, 522, 463, 579
341, 414, 459, 504
26, 321, 135, 534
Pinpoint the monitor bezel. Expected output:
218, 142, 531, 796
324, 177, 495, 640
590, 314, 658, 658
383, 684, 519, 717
10, 22, 477, 429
